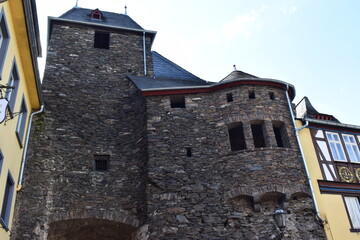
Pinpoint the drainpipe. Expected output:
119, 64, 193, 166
143, 32, 147, 75
17, 104, 44, 191
285, 85, 325, 225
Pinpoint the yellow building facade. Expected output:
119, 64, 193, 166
296, 97, 360, 240
0, 0, 42, 238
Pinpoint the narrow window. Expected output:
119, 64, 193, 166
272, 121, 290, 148
0, 10, 10, 72
228, 123, 247, 151
0, 150, 3, 174
6, 62, 20, 113
226, 93, 233, 102
344, 196, 360, 230
343, 134, 360, 163
269, 92, 275, 100
251, 122, 266, 148
170, 95, 185, 108
94, 31, 110, 49
16, 97, 28, 146
0, 173, 14, 230
186, 148, 192, 157
248, 90, 255, 99
94, 155, 110, 171
326, 132, 346, 161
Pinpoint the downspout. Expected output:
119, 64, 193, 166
143, 32, 147, 75
285, 85, 326, 225
17, 104, 44, 191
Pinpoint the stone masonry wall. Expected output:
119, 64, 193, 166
146, 85, 325, 239
11, 23, 152, 239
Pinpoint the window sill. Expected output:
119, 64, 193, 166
350, 228, 360, 232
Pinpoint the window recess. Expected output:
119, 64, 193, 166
251, 121, 266, 148
228, 122, 247, 151
170, 95, 185, 108
94, 154, 110, 171
272, 121, 289, 148
94, 31, 110, 49
226, 93, 233, 102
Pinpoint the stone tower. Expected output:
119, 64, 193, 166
12, 7, 325, 240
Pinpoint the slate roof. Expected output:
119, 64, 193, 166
220, 70, 258, 82
129, 51, 209, 90
296, 97, 340, 123
59, 7, 144, 30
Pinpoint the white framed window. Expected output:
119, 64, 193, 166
326, 132, 347, 161
344, 196, 360, 230
343, 134, 360, 163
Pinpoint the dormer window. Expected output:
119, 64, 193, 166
91, 9, 103, 20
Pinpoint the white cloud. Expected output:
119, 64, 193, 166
281, 1, 299, 15
222, 5, 267, 39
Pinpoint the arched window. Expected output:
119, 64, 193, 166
91, 9, 103, 20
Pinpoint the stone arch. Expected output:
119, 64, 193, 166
224, 184, 311, 212
49, 209, 140, 228
47, 210, 141, 240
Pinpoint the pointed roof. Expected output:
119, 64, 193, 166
220, 70, 258, 82
295, 97, 340, 123
59, 7, 144, 30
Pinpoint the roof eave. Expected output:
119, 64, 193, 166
303, 118, 360, 131
142, 77, 296, 99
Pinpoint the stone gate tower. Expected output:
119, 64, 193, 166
12, 7, 325, 240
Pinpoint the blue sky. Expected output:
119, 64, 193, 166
36, 0, 360, 125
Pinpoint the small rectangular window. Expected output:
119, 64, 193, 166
94, 155, 110, 171
251, 122, 266, 148
326, 132, 346, 161
228, 123, 247, 151
248, 90, 255, 99
269, 92, 275, 100
226, 93, 233, 102
16, 97, 28, 147
94, 31, 110, 49
344, 196, 360, 230
186, 148, 192, 157
0, 172, 14, 230
170, 95, 185, 108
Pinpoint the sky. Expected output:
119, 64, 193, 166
35, 0, 360, 125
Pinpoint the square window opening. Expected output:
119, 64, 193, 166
186, 148, 192, 157
248, 90, 255, 99
94, 31, 110, 49
94, 155, 110, 171
251, 121, 266, 148
226, 93, 233, 102
170, 95, 185, 108
269, 92, 275, 100
228, 123, 247, 151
